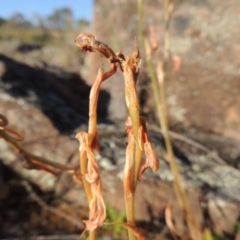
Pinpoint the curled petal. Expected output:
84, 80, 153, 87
84, 152, 99, 184
138, 117, 160, 178
124, 45, 141, 80
76, 132, 99, 184
138, 142, 159, 179
74, 33, 95, 52
83, 182, 106, 232
144, 142, 159, 171
131, 45, 141, 73
75, 33, 122, 64
76, 131, 106, 233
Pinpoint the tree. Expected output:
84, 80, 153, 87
47, 8, 73, 29
9, 13, 32, 28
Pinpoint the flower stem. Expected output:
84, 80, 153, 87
123, 57, 142, 240
138, 0, 202, 239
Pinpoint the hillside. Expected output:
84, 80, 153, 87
0, 1, 240, 239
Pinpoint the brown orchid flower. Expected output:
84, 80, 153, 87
139, 117, 159, 175
125, 117, 159, 179
76, 132, 106, 233
75, 33, 124, 64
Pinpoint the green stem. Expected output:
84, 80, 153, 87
137, 0, 162, 125
122, 58, 142, 240
88, 229, 96, 240
138, 0, 202, 239
123, 61, 143, 187
125, 194, 136, 240
80, 152, 92, 202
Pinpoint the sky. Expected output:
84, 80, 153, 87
0, 0, 93, 21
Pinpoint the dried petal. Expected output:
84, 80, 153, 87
138, 142, 159, 178
74, 33, 95, 52
132, 44, 141, 66
76, 132, 99, 183
76, 131, 106, 233
83, 182, 106, 231
75, 33, 121, 63
138, 117, 160, 178
124, 45, 141, 81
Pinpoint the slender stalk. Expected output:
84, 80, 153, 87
122, 56, 143, 240
88, 230, 96, 240
138, 0, 202, 239
80, 152, 93, 202
137, 0, 162, 124
79, 67, 117, 240
125, 194, 136, 240
123, 58, 143, 187
79, 153, 96, 239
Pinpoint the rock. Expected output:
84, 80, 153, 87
1, 1, 240, 236
0, 54, 93, 190
16, 42, 42, 53
236, 232, 240, 240
208, 196, 240, 235
91, 0, 240, 141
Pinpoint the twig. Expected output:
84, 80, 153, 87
22, 180, 83, 229
150, 125, 226, 165
138, 0, 202, 239
0, 128, 78, 173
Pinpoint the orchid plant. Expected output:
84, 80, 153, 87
74, 33, 159, 240
0, 33, 160, 240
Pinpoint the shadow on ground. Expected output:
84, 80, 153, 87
0, 54, 111, 133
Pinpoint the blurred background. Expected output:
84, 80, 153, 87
0, 0, 240, 239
